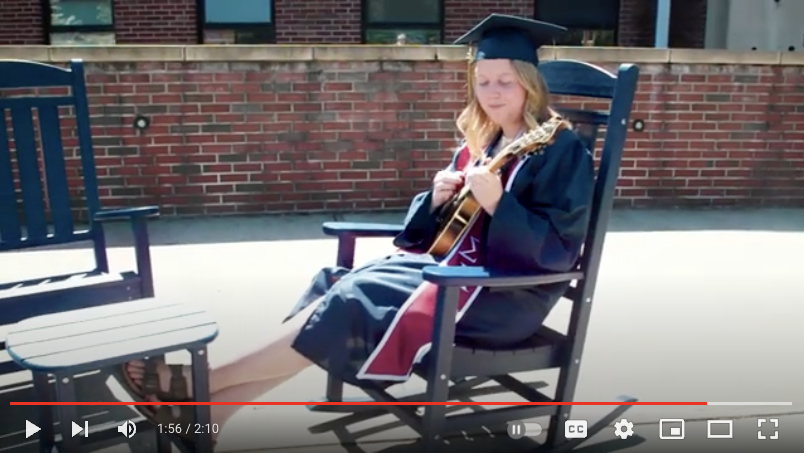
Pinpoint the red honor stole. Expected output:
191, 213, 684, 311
357, 142, 526, 381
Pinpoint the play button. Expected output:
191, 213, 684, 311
25, 420, 40, 439
71, 421, 83, 437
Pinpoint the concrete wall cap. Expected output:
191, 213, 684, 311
0, 45, 799, 65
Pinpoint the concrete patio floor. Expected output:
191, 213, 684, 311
1, 208, 802, 452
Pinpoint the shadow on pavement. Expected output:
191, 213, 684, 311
0, 370, 141, 453
1, 369, 646, 453
325, 423, 645, 453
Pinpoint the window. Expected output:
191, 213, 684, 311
47, 0, 115, 45
534, 0, 619, 46
362, 0, 443, 44
200, 0, 275, 44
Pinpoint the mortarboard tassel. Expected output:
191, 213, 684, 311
465, 46, 474, 104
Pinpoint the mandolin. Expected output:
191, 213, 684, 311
427, 116, 566, 257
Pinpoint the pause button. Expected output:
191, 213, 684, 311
507, 421, 543, 439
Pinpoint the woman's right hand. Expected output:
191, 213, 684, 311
431, 170, 464, 212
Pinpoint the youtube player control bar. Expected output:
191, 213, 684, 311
24, 419, 137, 439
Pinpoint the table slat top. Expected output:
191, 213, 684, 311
7, 299, 218, 372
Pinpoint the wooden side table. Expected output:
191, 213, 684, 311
7, 298, 219, 453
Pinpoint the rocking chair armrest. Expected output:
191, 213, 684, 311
322, 222, 404, 269
422, 265, 583, 288
92, 206, 159, 295
94, 206, 160, 222
322, 221, 404, 238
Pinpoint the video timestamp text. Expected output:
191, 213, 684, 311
158, 423, 219, 435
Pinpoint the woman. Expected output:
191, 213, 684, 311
114, 14, 595, 447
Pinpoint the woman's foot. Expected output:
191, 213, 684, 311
117, 358, 195, 402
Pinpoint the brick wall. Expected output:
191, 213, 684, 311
443, 0, 533, 42
617, 0, 656, 47
274, 0, 361, 43
0, 0, 42, 45
0, 0, 705, 48
618, 0, 708, 48
668, 0, 708, 48
4, 46, 802, 220
113, 0, 197, 44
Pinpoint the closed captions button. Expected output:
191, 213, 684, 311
566, 420, 588, 438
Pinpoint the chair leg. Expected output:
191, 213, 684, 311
150, 351, 174, 452
190, 346, 215, 453
545, 408, 570, 448
53, 373, 81, 453
420, 369, 450, 452
326, 374, 343, 401
33, 372, 55, 451
307, 374, 377, 413
420, 404, 447, 452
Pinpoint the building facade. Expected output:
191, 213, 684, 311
0, 0, 707, 48
705, 0, 804, 51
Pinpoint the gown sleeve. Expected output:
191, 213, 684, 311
392, 149, 462, 253
484, 129, 595, 274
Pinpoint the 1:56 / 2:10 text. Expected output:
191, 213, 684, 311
159, 424, 219, 434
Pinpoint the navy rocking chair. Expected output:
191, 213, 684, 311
307, 60, 640, 451
0, 59, 159, 377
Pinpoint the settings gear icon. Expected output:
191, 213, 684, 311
614, 418, 635, 439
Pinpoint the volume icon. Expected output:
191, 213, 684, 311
117, 420, 136, 439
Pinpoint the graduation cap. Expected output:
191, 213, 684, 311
453, 14, 567, 66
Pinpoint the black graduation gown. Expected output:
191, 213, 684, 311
284, 127, 595, 388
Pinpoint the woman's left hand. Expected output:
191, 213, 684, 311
466, 163, 503, 215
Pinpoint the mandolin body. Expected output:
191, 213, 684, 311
428, 191, 482, 257
425, 116, 565, 258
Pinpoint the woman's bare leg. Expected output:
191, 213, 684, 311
126, 297, 323, 396
206, 296, 319, 392
207, 371, 304, 441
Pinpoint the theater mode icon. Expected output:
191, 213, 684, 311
707, 420, 733, 439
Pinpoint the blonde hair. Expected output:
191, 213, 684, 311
456, 54, 562, 160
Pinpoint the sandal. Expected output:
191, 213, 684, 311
111, 357, 192, 403
136, 404, 217, 447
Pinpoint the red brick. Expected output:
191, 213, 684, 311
0, 0, 706, 47
274, 0, 360, 43
113, 0, 197, 44
619, 0, 707, 48
0, 0, 42, 44
444, 0, 534, 42
2, 58, 796, 219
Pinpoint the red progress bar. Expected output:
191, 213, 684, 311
10, 401, 709, 406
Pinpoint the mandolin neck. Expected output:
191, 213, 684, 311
479, 117, 564, 173
486, 151, 514, 173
